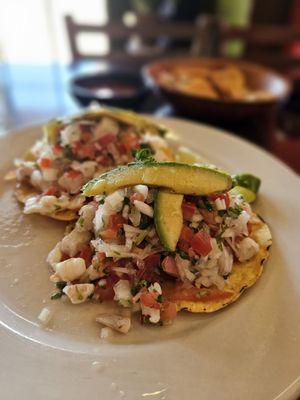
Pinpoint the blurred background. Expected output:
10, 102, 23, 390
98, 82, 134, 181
1, 0, 300, 172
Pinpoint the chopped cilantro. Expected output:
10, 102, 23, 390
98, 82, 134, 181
227, 205, 243, 219
191, 258, 198, 266
55, 281, 66, 290
157, 294, 164, 303
139, 214, 151, 229
63, 145, 73, 159
177, 250, 189, 260
118, 299, 131, 308
51, 292, 63, 300
133, 148, 155, 163
77, 217, 84, 227
202, 196, 213, 211
98, 197, 105, 205
131, 279, 149, 295
123, 196, 130, 205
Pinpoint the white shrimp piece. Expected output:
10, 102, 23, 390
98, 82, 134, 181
96, 314, 131, 334
52, 257, 86, 282
133, 200, 153, 218
60, 123, 81, 145
77, 203, 96, 231
61, 228, 91, 257
93, 117, 119, 139
235, 237, 259, 262
63, 283, 94, 304
133, 185, 148, 201
58, 171, 85, 194
47, 242, 62, 268
38, 307, 54, 326
86, 264, 105, 281
71, 161, 97, 179
113, 280, 132, 302
42, 168, 58, 182
15, 160, 35, 181
30, 170, 45, 190
218, 245, 233, 276
141, 304, 160, 324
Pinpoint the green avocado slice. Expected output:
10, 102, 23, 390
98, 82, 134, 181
82, 162, 232, 196
154, 191, 183, 251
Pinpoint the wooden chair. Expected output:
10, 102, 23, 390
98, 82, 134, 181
218, 23, 300, 71
64, 14, 217, 67
218, 23, 300, 173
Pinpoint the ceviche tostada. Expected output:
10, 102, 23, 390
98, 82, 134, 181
6, 107, 175, 221
46, 155, 272, 334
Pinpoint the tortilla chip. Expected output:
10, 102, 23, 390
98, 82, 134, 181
162, 218, 272, 313
209, 66, 248, 99
14, 184, 77, 221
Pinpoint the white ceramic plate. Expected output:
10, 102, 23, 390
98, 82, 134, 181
0, 118, 300, 400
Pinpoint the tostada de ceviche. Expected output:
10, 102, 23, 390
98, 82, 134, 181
46, 153, 272, 334
6, 107, 175, 221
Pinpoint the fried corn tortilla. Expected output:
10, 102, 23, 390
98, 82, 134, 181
162, 217, 272, 313
8, 107, 176, 221
14, 184, 77, 221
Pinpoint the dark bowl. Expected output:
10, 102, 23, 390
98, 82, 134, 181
70, 70, 149, 110
143, 57, 291, 121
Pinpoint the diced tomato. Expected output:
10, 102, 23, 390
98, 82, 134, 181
140, 292, 161, 309
209, 192, 230, 208
144, 253, 161, 269
94, 276, 118, 301
61, 252, 70, 261
121, 131, 140, 152
66, 169, 82, 179
162, 256, 178, 277
200, 209, 217, 226
179, 225, 194, 243
182, 201, 196, 221
97, 133, 116, 147
99, 228, 119, 240
73, 142, 95, 159
81, 131, 93, 142
191, 229, 212, 257
117, 143, 128, 155
161, 301, 177, 321
43, 186, 58, 196
108, 214, 125, 230
79, 245, 93, 266
53, 144, 62, 155
39, 157, 51, 168
130, 192, 144, 202
188, 247, 196, 258
97, 252, 106, 262
177, 240, 190, 253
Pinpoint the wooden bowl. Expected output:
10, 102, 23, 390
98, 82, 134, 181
143, 57, 291, 121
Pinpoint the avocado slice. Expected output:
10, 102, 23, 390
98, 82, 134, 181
229, 186, 256, 203
232, 173, 261, 194
154, 191, 183, 251
83, 162, 232, 196
43, 120, 62, 144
